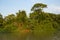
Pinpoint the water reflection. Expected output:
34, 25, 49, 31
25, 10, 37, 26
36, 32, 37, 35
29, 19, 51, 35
0, 32, 60, 40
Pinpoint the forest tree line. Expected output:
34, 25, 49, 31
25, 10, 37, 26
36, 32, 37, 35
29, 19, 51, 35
0, 3, 60, 37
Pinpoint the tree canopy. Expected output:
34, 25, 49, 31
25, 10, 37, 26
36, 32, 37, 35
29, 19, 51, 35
31, 3, 47, 13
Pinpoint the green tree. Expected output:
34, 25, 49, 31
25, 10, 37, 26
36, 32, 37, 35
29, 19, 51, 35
16, 10, 27, 23
4, 14, 15, 24
15, 10, 28, 29
0, 13, 3, 28
31, 3, 47, 13
3, 14, 17, 33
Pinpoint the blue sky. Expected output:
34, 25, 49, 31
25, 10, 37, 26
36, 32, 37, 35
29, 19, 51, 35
0, 0, 60, 17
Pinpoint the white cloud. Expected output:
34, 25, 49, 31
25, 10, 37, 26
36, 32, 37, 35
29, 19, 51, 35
44, 5, 60, 14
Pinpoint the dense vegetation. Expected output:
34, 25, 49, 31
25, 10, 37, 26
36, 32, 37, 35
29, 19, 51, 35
0, 3, 60, 40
